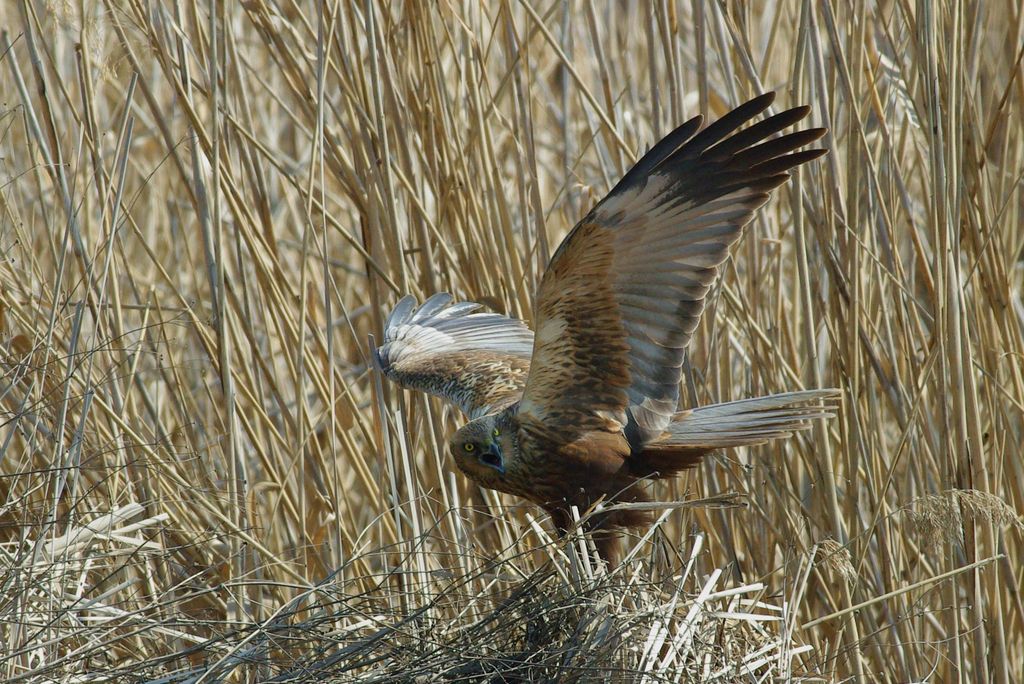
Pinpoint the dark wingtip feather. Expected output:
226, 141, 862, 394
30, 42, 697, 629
735, 91, 777, 115
724, 129, 828, 170
609, 114, 704, 195
706, 111, 821, 162
800, 127, 828, 143
747, 148, 828, 177
658, 104, 826, 208
679, 92, 778, 157
751, 90, 778, 107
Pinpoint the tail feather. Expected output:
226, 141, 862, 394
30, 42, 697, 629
631, 389, 840, 478
664, 389, 841, 447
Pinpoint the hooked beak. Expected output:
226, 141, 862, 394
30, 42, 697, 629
480, 441, 505, 474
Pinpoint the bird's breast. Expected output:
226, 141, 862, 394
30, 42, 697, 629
509, 428, 633, 509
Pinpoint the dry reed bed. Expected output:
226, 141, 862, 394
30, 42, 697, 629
1, 1, 1022, 681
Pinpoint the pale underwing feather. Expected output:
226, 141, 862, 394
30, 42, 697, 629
376, 294, 534, 418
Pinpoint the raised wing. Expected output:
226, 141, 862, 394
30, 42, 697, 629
517, 92, 826, 447
375, 293, 534, 418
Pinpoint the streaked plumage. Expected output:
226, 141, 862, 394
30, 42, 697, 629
376, 92, 839, 565
376, 294, 533, 418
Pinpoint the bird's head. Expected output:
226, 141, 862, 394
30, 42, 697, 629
450, 414, 514, 490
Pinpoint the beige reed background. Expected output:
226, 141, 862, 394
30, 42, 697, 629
1, 1, 1023, 681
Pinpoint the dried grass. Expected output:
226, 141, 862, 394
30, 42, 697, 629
2, 1, 1023, 681
904, 488, 1024, 549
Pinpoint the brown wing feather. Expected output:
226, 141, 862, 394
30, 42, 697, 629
516, 92, 826, 449
516, 222, 633, 443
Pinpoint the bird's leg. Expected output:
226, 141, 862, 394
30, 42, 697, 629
544, 505, 573, 541
583, 515, 621, 570
543, 504, 620, 571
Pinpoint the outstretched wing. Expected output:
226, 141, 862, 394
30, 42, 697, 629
517, 92, 826, 448
375, 293, 534, 418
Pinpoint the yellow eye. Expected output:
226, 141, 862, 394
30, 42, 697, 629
493, 428, 500, 437
464, 443, 475, 452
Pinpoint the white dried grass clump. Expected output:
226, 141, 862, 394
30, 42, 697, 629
1, 504, 185, 677
2, 520, 816, 682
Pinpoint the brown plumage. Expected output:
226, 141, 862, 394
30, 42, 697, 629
376, 92, 840, 566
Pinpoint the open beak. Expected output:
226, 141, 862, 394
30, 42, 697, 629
480, 441, 505, 474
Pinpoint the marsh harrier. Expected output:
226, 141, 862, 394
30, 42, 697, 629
376, 92, 838, 564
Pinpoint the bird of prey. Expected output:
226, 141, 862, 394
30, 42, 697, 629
375, 92, 838, 565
